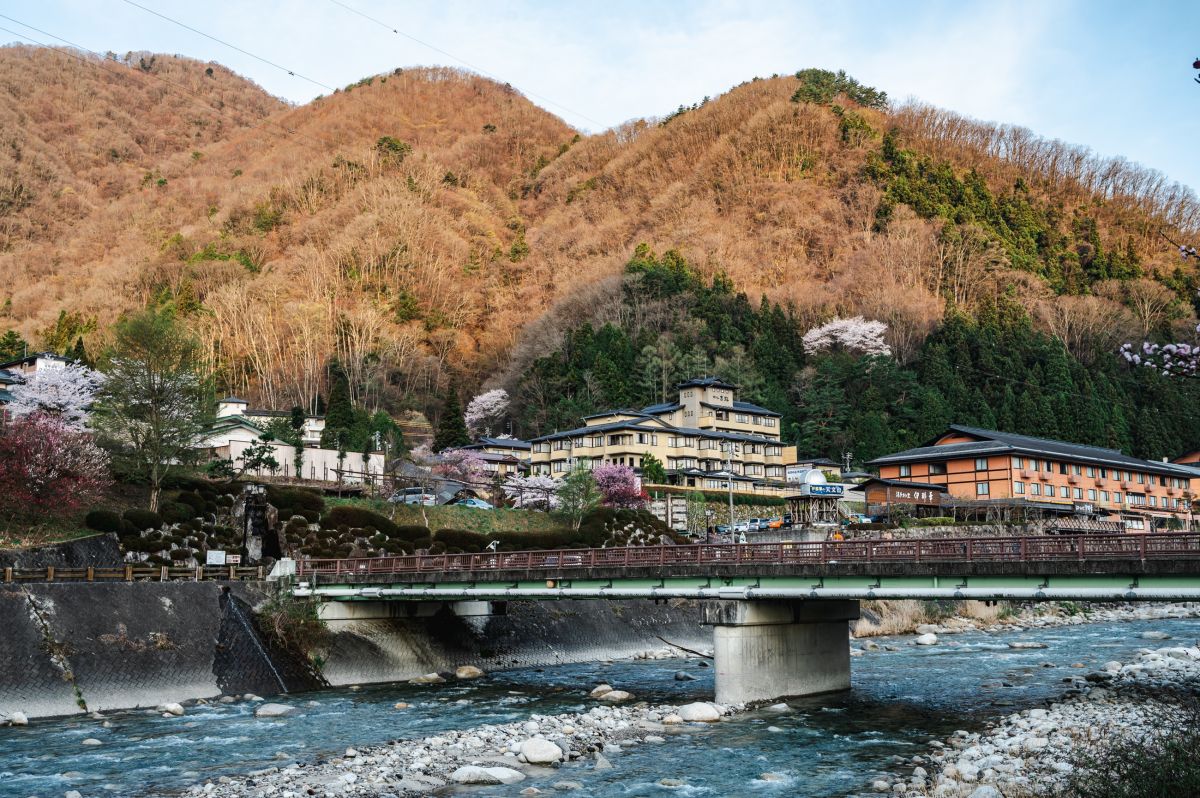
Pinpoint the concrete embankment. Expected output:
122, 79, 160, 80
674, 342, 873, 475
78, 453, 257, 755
0, 578, 709, 720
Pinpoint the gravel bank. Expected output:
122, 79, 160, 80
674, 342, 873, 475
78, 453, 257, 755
859, 638, 1200, 797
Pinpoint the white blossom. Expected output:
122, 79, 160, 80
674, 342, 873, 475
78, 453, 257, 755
503, 473, 562, 510
6, 362, 104, 430
802, 316, 892, 357
464, 388, 510, 436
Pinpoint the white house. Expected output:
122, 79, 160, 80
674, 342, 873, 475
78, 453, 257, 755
216, 397, 326, 446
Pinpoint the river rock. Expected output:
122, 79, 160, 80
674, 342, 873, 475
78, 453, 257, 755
8, 711, 28, 726
521, 738, 565, 764
1007, 642, 1048, 649
455, 665, 485, 680
593, 752, 613, 770
254, 703, 295, 718
81, 738, 102, 745
552, 781, 584, 790
675, 702, 722, 722
65, 791, 83, 798
674, 671, 697, 681
589, 684, 613, 698
659, 778, 685, 787
410, 673, 447, 684
393, 702, 410, 709
450, 765, 526, 785
599, 690, 633, 703
871, 780, 891, 792
967, 787, 1003, 798
158, 702, 185, 716
1140, 631, 1171, 640
915, 624, 940, 634
915, 633, 938, 646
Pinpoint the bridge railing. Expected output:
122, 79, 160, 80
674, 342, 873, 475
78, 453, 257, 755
295, 532, 1200, 578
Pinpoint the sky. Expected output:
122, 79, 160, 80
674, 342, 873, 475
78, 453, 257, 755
2, 0, 1199, 192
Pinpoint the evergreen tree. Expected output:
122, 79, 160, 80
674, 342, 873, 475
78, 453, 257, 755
0, 329, 27, 361
432, 387, 471, 452
320, 362, 355, 448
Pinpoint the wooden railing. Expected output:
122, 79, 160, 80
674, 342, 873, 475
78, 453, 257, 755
296, 532, 1200, 578
2, 565, 266, 584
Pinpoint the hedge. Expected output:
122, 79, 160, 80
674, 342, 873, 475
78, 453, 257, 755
914, 516, 956, 526
85, 510, 123, 534
320, 505, 398, 536
266, 485, 326, 515
160, 502, 195, 525
123, 508, 163, 531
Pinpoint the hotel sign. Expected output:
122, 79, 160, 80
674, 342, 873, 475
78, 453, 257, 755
882, 486, 942, 506
800, 483, 844, 497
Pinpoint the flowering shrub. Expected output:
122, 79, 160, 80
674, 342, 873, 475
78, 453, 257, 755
592, 463, 646, 508
0, 413, 110, 518
503, 473, 562, 510
434, 448, 487, 483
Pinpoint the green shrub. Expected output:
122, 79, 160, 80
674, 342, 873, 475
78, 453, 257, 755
160, 502, 194, 525
914, 516, 955, 526
320, 505, 397, 536
123, 509, 163, 531
266, 485, 325, 514
433, 528, 488, 552
175, 491, 207, 513
393, 524, 432, 542
169, 548, 194, 561
85, 510, 123, 534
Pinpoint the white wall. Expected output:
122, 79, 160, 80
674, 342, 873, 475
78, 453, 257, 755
218, 437, 386, 484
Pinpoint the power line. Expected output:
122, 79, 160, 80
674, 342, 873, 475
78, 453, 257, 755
325, 0, 607, 130
119, 0, 337, 92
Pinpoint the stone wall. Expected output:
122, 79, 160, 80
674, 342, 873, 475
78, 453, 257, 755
0, 534, 124, 570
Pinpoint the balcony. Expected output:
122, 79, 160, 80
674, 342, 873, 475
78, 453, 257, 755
1019, 470, 1033, 479
1067, 475, 1080, 485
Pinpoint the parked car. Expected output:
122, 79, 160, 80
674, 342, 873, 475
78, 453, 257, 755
733, 520, 752, 533
782, 513, 794, 528
449, 497, 494, 510
392, 487, 436, 506
767, 517, 784, 529
842, 513, 873, 526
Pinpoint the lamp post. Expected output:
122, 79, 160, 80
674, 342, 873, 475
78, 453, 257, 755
722, 441, 740, 541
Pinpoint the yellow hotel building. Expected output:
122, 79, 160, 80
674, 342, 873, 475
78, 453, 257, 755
529, 377, 797, 496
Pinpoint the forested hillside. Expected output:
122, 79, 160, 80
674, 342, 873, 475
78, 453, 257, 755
1, 49, 1198, 461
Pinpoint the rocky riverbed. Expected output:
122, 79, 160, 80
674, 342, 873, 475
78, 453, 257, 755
189, 690, 750, 797
859, 635, 1200, 797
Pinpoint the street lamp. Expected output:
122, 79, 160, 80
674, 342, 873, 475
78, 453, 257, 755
721, 441, 740, 541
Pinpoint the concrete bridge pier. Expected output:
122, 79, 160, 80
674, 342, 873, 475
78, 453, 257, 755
702, 599, 859, 705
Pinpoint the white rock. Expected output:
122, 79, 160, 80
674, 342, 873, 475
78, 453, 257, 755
65, 791, 83, 798
1141, 631, 1171, 640
915, 633, 939, 646
8, 711, 28, 726
675, 702, 722, 722
599, 690, 633, 703
158, 702, 185, 716
450, 765, 525, 785
520, 738, 564, 765
871, 780, 891, 793
409, 673, 447, 684
254, 703, 295, 718
455, 665, 485, 680
1008, 642, 1048, 649
589, 684, 613, 698
662, 714, 684, 725
81, 738, 102, 746
967, 787, 1002, 798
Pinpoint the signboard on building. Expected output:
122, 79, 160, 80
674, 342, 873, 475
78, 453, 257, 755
800, 483, 844, 497
867, 485, 943, 506
1073, 502, 1096, 516
668, 495, 688, 532
206, 550, 226, 566
785, 465, 806, 483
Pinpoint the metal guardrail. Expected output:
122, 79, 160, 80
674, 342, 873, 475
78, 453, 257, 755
2, 565, 266, 584
296, 532, 1200, 577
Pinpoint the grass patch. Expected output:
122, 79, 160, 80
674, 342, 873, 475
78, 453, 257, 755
328, 497, 569, 535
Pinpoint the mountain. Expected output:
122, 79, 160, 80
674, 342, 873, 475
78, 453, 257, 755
1, 49, 1198, 456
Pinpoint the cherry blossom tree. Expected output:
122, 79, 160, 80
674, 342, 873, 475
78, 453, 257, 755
464, 388, 510, 436
0, 413, 110, 519
592, 463, 646, 508
6, 362, 103, 430
1119, 243, 1200, 378
503, 473, 562, 510
434, 448, 487, 483
802, 316, 892, 357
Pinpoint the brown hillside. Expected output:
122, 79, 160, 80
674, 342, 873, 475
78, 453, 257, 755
1, 52, 1196, 416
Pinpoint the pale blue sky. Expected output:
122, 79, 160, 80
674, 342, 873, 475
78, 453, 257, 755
3, 1, 1199, 192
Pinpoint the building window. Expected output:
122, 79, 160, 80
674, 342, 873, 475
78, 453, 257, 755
929, 463, 947, 475
1014, 481, 1025, 495
974, 458, 988, 471
1088, 489, 1097, 501
1073, 488, 1083, 499
765, 418, 776, 428
1101, 491, 1109, 503
1030, 483, 1041, 496
1072, 464, 1082, 476
1149, 496, 1158, 507
1100, 468, 1108, 479
735, 414, 748, 424
1043, 460, 1053, 472
1060, 486, 1071, 498
1114, 492, 1122, 504
1137, 472, 1145, 484
1059, 463, 1068, 475
976, 482, 990, 496
1086, 466, 1095, 478
1012, 456, 1024, 469
899, 464, 911, 477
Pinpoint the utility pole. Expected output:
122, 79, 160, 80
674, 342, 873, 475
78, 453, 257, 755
724, 441, 740, 541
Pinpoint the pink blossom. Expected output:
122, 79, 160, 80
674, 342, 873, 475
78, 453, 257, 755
802, 316, 892, 357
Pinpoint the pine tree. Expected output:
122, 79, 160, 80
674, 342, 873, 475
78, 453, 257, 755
0, 329, 27, 361
70, 336, 90, 367
433, 387, 471, 452
321, 362, 355, 448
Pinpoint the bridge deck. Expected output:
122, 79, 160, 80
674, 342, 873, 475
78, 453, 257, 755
294, 533, 1200, 601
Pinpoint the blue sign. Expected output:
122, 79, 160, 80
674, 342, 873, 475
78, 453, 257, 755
805, 484, 844, 496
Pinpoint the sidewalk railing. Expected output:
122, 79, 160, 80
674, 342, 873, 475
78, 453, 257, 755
2, 565, 266, 584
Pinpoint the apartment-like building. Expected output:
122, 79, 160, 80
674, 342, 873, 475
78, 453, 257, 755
529, 377, 797, 495
868, 424, 1195, 530
216, 397, 326, 446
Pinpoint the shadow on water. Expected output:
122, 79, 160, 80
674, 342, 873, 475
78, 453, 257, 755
1, 617, 1198, 798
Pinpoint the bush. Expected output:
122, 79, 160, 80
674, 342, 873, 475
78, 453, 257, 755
160, 501, 195, 525
433, 528, 488, 552
85, 509, 123, 534
393, 524, 432, 542
320, 505, 397, 536
914, 516, 955, 526
266, 485, 325, 514
175, 491, 207, 513
169, 548, 194, 561
123, 508, 163, 531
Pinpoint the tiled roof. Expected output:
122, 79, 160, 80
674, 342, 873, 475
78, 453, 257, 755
868, 424, 1197, 478
857, 476, 949, 492
478, 436, 531, 450
531, 414, 782, 446
639, 402, 682, 415
0, 351, 68, 370
731, 400, 781, 417
0, 368, 21, 385
218, 396, 249, 404
678, 376, 739, 390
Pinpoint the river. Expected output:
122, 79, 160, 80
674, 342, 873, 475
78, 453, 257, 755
4, 616, 1199, 798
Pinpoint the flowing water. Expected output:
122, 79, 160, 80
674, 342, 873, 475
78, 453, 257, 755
3, 617, 1198, 798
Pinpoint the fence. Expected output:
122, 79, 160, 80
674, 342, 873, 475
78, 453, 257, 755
2, 565, 266, 584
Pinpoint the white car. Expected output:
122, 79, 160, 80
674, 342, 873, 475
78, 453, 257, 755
391, 487, 436, 506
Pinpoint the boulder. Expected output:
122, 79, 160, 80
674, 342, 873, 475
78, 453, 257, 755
675, 702, 722, 722
254, 703, 295, 718
456, 665, 486, 680
8, 711, 28, 726
593, 752, 613, 770
871, 780, 891, 793
589, 684, 613, 698
410, 673, 447, 684
915, 624, 940, 635
599, 690, 633, 703
552, 781, 584, 790
1007, 642, 1048, 650
393, 702, 410, 710
968, 787, 1003, 798
450, 766, 526, 785
158, 702, 185, 716
81, 738, 102, 745
915, 633, 938, 646
1141, 631, 1171, 640
521, 738, 565, 765
673, 671, 697, 682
